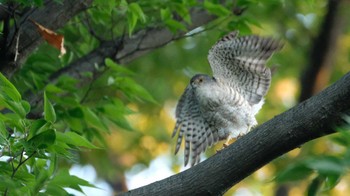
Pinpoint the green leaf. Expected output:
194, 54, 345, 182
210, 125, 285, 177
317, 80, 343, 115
28, 129, 56, 149
28, 119, 48, 140
68, 107, 84, 118
56, 131, 99, 149
109, 116, 133, 131
45, 84, 64, 94
32, 168, 49, 194
0, 72, 21, 102
228, 20, 252, 34
48, 154, 58, 176
64, 116, 84, 132
332, 127, 350, 147
127, 3, 146, 35
102, 103, 134, 131
93, 0, 117, 13
127, 12, 137, 35
85, 127, 108, 148
44, 92, 56, 123
183, 0, 197, 6
49, 168, 95, 192
275, 163, 313, 182
0, 175, 20, 193
21, 100, 31, 115
119, 77, 157, 103
44, 184, 68, 195
56, 96, 79, 107
203, 0, 231, 17
0, 97, 28, 118
174, 4, 191, 24
105, 58, 134, 75
83, 108, 109, 132
304, 156, 345, 176
0, 120, 8, 143
56, 75, 78, 91
129, 3, 146, 23
48, 141, 74, 160
13, 164, 36, 182
307, 176, 323, 196
160, 8, 172, 20
323, 174, 341, 190
165, 19, 187, 32
0, 77, 30, 118
30, 71, 44, 89
160, 7, 187, 32
245, 16, 263, 28
0, 112, 26, 132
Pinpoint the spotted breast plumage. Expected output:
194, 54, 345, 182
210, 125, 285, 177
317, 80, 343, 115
172, 31, 283, 166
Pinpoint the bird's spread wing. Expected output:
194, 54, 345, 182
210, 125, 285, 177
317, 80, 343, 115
208, 31, 283, 105
172, 85, 219, 166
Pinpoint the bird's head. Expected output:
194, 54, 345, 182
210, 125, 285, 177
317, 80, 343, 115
190, 74, 215, 88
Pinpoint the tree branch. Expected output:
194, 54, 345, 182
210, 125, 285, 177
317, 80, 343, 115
120, 71, 350, 195
49, 8, 217, 83
299, 0, 345, 101
25, 8, 219, 118
0, 0, 93, 77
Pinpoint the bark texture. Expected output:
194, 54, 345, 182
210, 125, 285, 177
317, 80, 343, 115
0, 0, 93, 77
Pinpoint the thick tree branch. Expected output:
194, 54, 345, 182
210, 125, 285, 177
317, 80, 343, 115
120, 71, 350, 195
299, 0, 345, 101
0, 0, 93, 77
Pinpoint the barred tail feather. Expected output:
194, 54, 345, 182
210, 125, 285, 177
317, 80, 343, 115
172, 121, 181, 138
184, 126, 193, 166
174, 124, 184, 155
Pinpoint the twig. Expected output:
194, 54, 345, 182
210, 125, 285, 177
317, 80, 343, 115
116, 15, 229, 62
13, 30, 20, 62
4, 148, 36, 196
11, 150, 36, 178
79, 69, 106, 104
83, 11, 104, 42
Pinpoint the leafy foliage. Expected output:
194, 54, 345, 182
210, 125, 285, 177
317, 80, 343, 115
0, 53, 156, 194
275, 125, 350, 195
0, 72, 97, 195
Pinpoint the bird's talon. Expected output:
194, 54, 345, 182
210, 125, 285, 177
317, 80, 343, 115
216, 143, 229, 153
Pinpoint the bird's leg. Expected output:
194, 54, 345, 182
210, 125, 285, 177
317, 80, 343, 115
223, 138, 231, 148
216, 137, 231, 153
247, 125, 252, 133
216, 126, 252, 153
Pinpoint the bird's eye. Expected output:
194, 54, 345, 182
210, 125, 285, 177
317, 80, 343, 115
199, 78, 203, 83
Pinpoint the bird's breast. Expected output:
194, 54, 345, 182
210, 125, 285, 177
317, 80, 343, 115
195, 84, 222, 104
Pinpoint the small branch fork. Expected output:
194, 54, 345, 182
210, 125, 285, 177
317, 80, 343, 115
4, 147, 37, 196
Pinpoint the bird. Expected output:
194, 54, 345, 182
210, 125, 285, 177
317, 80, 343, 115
172, 31, 283, 167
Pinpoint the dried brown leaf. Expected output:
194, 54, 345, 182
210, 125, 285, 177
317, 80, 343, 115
30, 19, 66, 58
